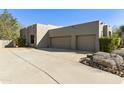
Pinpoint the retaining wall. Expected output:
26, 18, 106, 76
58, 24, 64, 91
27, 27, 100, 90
0, 40, 13, 48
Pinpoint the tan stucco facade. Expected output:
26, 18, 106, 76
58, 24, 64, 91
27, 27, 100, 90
49, 21, 99, 51
20, 24, 59, 48
20, 20, 112, 52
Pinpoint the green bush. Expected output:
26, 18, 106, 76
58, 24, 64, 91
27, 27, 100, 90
113, 37, 121, 49
17, 37, 26, 47
99, 37, 113, 53
99, 37, 121, 53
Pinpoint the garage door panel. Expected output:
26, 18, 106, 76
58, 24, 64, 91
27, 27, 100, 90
51, 37, 71, 49
77, 35, 95, 51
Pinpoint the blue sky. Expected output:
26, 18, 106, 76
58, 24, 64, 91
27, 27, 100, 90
0, 9, 124, 27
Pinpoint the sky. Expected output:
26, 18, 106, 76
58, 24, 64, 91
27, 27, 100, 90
0, 9, 124, 27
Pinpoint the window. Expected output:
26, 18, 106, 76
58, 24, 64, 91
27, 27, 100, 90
30, 35, 34, 44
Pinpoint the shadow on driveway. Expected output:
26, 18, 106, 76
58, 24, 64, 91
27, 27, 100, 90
36, 48, 94, 54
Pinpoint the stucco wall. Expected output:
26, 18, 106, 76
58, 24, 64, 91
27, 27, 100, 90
36, 24, 49, 48
103, 25, 112, 37
36, 24, 60, 48
27, 24, 37, 47
99, 22, 112, 38
49, 21, 100, 51
0, 40, 12, 48
49, 21, 99, 37
20, 24, 59, 48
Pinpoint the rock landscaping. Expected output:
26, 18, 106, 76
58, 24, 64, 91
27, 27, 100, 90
79, 52, 124, 77
113, 49, 124, 59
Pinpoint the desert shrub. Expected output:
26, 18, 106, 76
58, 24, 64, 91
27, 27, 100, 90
99, 37, 121, 53
113, 37, 121, 49
99, 37, 114, 53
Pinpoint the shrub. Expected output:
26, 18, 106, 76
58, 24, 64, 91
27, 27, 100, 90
99, 37, 121, 53
113, 37, 121, 49
99, 37, 113, 53
17, 37, 26, 47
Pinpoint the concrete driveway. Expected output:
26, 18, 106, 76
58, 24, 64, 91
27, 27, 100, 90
0, 48, 123, 84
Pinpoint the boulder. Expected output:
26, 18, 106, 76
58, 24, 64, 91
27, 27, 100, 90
93, 52, 124, 69
79, 52, 124, 77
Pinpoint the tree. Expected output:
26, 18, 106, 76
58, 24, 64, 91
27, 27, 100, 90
0, 10, 21, 41
112, 26, 120, 37
112, 25, 124, 37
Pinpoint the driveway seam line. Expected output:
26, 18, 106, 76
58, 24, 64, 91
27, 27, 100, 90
10, 50, 60, 84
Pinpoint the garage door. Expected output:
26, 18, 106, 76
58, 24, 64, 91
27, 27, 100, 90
50, 36, 71, 49
77, 35, 96, 51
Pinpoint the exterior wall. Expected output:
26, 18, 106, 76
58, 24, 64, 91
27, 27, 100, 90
99, 22, 112, 38
26, 24, 37, 47
49, 21, 100, 51
98, 22, 104, 37
36, 24, 59, 48
20, 24, 59, 48
49, 21, 99, 37
103, 25, 112, 37
0, 40, 12, 48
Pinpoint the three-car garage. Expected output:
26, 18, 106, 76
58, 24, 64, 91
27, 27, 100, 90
50, 34, 96, 52
48, 21, 100, 52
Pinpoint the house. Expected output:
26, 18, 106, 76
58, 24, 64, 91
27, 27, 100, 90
20, 20, 112, 52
